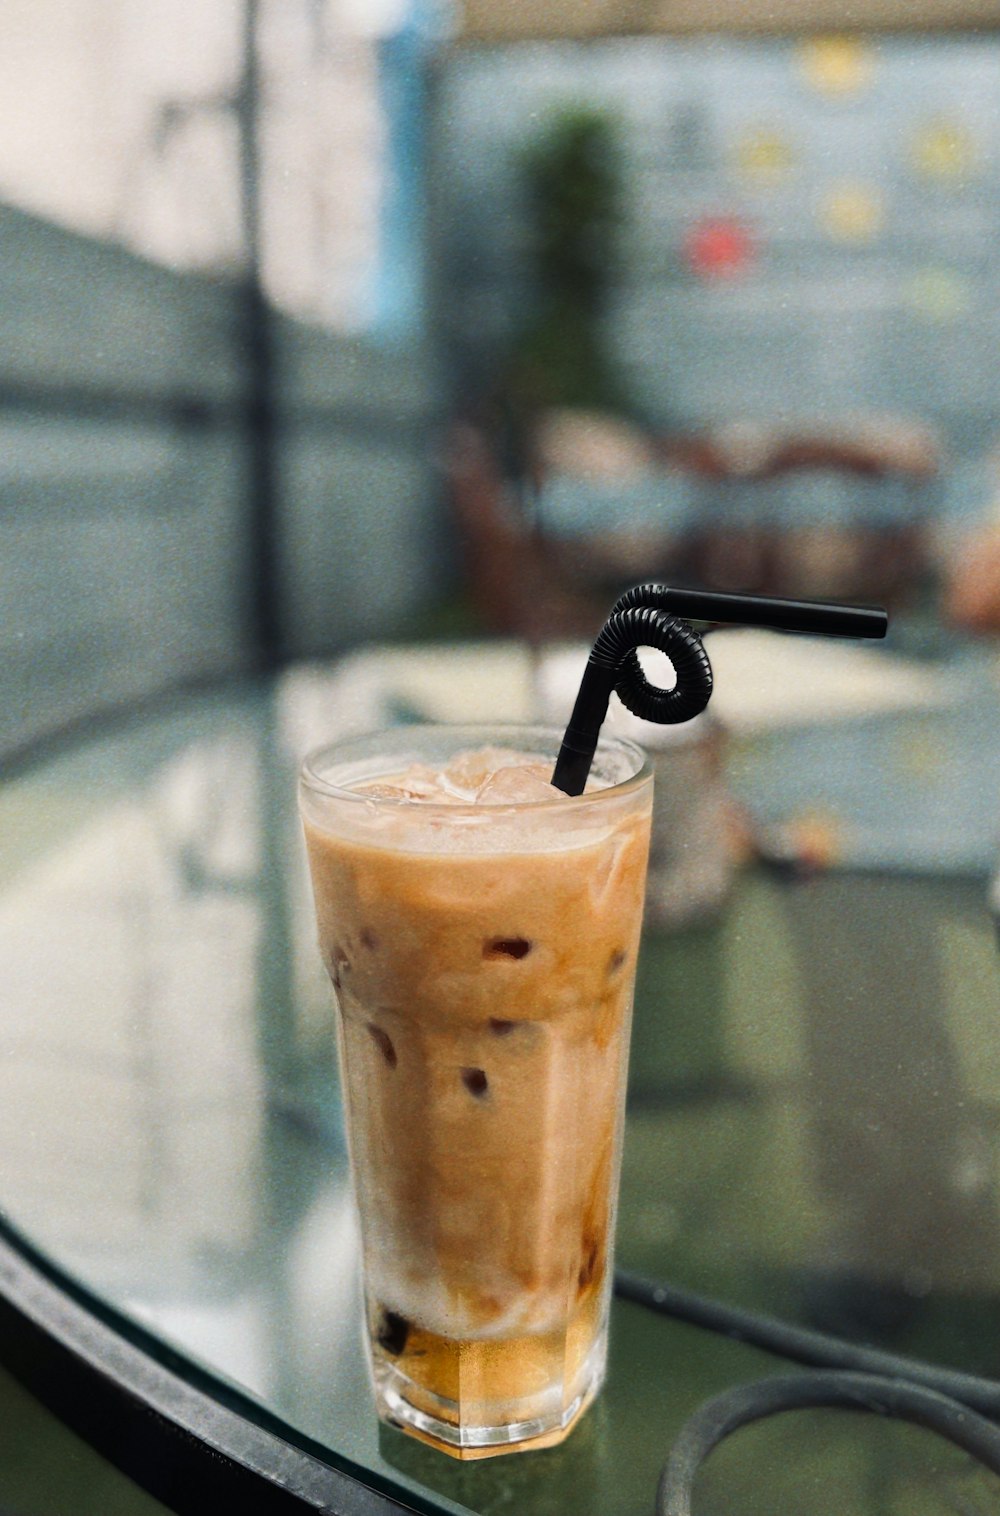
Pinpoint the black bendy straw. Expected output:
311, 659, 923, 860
551, 583, 889, 796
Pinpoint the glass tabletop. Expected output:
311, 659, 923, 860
2, 641, 1000, 1513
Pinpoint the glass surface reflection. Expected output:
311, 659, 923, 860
0, 691, 367, 1437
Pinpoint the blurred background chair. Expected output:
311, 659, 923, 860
446, 409, 940, 641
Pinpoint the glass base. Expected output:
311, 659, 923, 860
373, 1331, 606, 1461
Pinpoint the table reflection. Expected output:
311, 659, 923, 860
0, 647, 999, 1515
0, 697, 362, 1420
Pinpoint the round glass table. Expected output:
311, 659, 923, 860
2, 639, 1000, 1514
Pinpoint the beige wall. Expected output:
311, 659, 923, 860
458, 0, 1000, 40
0, 0, 241, 259
0, 0, 384, 329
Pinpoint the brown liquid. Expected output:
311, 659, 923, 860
302, 762, 651, 1455
368, 1288, 606, 1457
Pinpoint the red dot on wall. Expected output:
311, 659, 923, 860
684, 217, 755, 280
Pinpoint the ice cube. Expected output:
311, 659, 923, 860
437, 746, 518, 801
357, 750, 561, 806
360, 764, 443, 801
475, 764, 561, 805
360, 783, 418, 800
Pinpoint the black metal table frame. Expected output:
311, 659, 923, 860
0, 1219, 424, 1516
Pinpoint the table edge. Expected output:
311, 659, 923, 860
0, 1224, 420, 1516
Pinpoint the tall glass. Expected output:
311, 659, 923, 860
298, 725, 652, 1458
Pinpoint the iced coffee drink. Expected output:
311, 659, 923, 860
299, 725, 652, 1458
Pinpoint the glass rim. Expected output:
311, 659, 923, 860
298, 722, 652, 813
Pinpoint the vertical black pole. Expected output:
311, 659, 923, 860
237, 0, 282, 669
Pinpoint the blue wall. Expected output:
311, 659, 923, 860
434, 36, 1000, 457
0, 206, 439, 759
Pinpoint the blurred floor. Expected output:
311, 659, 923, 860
0, 1363, 171, 1516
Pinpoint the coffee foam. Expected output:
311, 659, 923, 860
368, 1254, 568, 1340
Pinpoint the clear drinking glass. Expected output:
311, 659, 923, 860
298, 725, 653, 1459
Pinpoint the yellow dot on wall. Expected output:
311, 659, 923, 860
799, 36, 875, 97
906, 268, 970, 322
895, 730, 944, 780
734, 125, 795, 182
820, 182, 884, 242
912, 116, 976, 181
